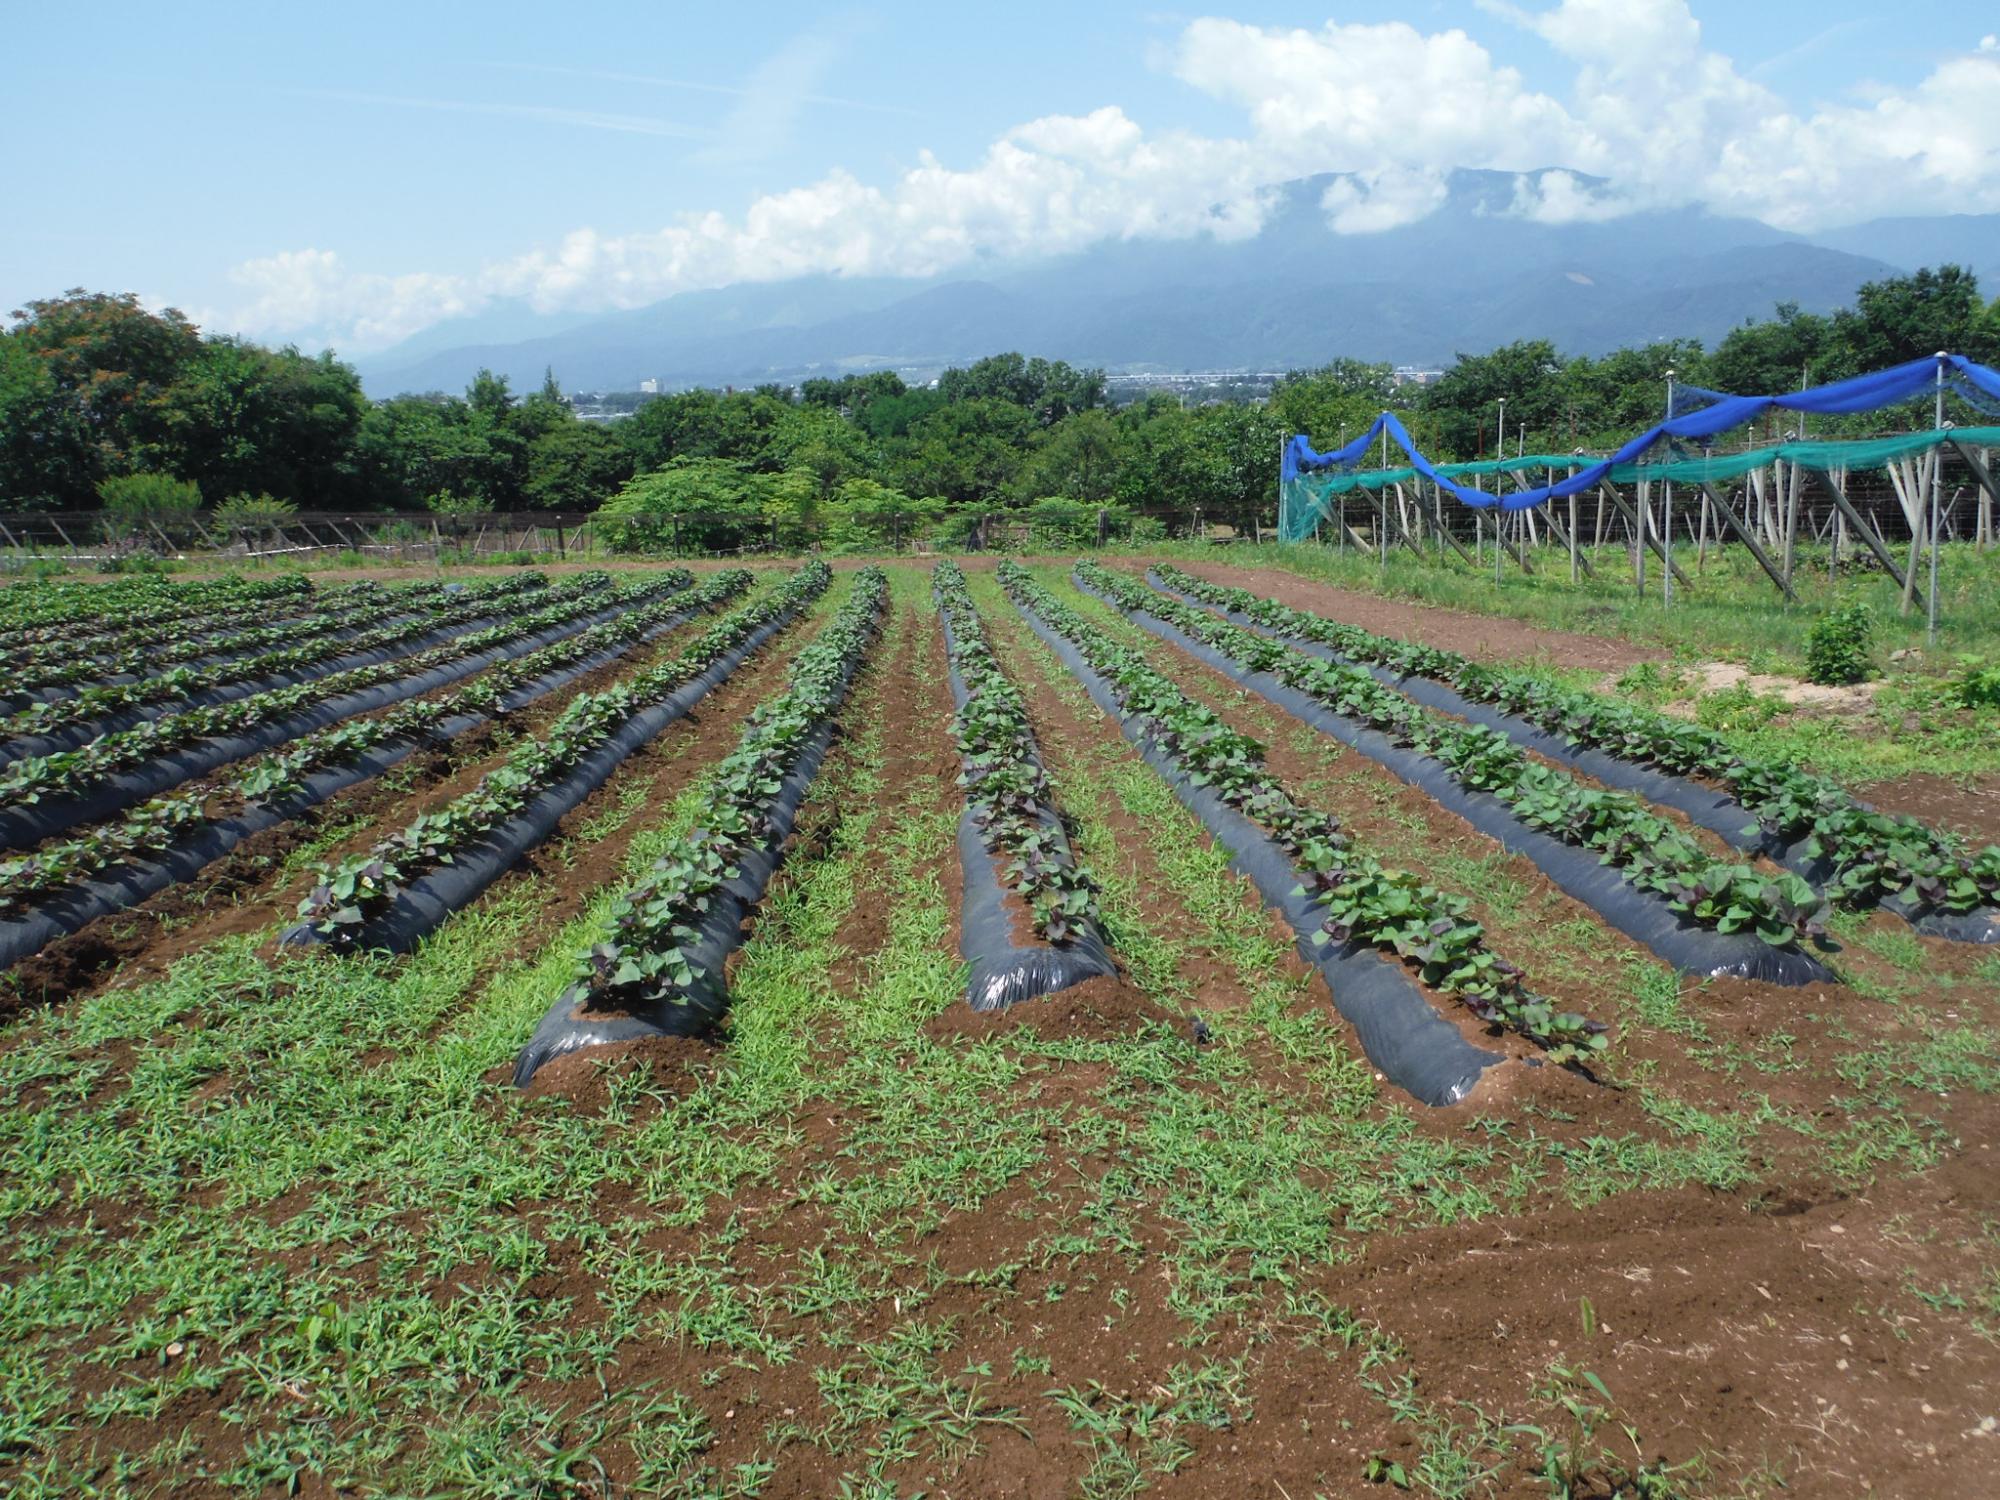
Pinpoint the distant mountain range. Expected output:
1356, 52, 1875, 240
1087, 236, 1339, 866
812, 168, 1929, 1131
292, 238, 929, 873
355, 170, 2000, 396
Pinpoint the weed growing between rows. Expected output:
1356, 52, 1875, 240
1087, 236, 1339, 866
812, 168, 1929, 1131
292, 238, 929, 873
0, 562, 1996, 1495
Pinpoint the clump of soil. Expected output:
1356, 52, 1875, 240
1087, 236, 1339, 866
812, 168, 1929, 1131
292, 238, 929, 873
516, 1034, 714, 1112
927, 973, 1180, 1045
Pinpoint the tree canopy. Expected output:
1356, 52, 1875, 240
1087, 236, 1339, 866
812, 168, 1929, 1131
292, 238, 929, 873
3, 267, 1996, 525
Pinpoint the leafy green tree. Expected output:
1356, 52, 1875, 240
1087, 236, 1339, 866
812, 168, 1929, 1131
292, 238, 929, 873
822, 476, 935, 551
937, 353, 1105, 425
800, 371, 906, 414
889, 398, 1035, 502
1709, 302, 1834, 397
1419, 340, 1567, 459
854, 387, 945, 440
618, 387, 789, 470
0, 333, 91, 507
162, 339, 367, 504
523, 422, 633, 511
97, 472, 201, 540
1019, 408, 1122, 502
1269, 360, 1396, 454
352, 396, 503, 510
1834, 265, 1991, 372
1559, 339, 1706, 443
766, 404, 875, 498
466, 368, 515, 420
596, 456, 767, 551
5, 290, 203, 498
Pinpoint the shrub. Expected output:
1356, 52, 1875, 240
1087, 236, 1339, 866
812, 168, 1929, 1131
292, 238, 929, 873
426, 490, 493, 518
1694, 681, 1785, 733
1026, 497, 1099, 549
214, 492, 297, 530
97, 473, 202, 536
1803, 602, 1874, 685
1951, 656, 2000, 710
1613, 661, 1692, 706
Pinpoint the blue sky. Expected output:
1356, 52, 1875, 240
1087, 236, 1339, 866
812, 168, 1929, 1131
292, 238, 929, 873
6, 1, 1997, 354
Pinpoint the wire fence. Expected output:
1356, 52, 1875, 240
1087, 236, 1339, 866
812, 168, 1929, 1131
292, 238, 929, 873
0, 504, 1268, 569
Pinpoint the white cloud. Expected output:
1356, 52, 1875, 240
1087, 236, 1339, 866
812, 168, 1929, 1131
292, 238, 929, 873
1320, 169, 1451, 233
1506, 169, 1633, 223
220, 4, 2000, 352
692, 20, 864, 168
1171, 17, 1579, 176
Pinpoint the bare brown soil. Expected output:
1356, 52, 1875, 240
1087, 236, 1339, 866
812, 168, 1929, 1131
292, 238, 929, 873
926, 972, 1179, 1046
1862, 769, 2000, 848
520, 1033, 717, 1111
1160, 556, 1663, 672
1, 607, 784, 1016
7, 561, 1998, 1500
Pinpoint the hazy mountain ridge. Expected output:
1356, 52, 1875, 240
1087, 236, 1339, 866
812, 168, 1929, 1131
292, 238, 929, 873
356, 170, 1989, 396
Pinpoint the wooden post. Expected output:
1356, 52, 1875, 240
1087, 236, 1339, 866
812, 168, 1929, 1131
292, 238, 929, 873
1540, 503, 1595, 579
1948, 439, 1999, 551
1781, 460, 1804, 597
1568, 486, 1578, 584
1635, 479, 1648, 597
1597, 483, 1693, 594
1899, 453, 1931, 616
1800, 470, 1904, 588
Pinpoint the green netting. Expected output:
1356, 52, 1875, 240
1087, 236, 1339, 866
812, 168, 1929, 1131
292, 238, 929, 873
1280, 426, 2000, 541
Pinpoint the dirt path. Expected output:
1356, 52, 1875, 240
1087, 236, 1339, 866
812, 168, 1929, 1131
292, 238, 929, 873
1149, 557, 1663, 671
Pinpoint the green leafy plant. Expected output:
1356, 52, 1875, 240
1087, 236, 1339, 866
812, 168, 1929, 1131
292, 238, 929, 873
96, 472, 202, 534
1692, 681, 1785, 733
1001, 562, 1606, 1062
1803, 601, 1875, 686
565, 569, 887, 1013
0, 570, 556, 741
935, 559, 1103, 943
213, 491, 298, 530
294, 569, 794, 941
1152, 564, 1998, 921
1506, 1367, 1692, 1499
1611, 661, 1691, 706
0, 573, 634, 813
1950, 656, 2000, 710
1095, 563, 1828, 949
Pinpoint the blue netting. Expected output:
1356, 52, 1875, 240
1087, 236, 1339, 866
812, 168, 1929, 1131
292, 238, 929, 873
1279, 353, 2000, 541
1668, 383, 1733, 419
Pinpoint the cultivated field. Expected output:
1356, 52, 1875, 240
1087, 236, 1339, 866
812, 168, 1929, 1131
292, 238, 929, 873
2, 555, 1997, 1499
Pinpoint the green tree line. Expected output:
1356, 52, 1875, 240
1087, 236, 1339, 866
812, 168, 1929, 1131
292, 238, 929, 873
4, 267, 1996, 534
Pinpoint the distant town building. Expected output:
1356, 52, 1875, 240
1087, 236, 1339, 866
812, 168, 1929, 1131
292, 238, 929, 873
1392, 366, 1444, 387
638, 378, 659, 394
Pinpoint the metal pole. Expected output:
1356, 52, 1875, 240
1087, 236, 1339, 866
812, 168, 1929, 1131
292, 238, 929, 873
1931, 354, 1945, 645
1379, 422, 1390, 572
1664, 482, 1674, 605
1663, 368, 1675, 606
1635, 480, 1647, 597
1568, 462, 1579, 584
